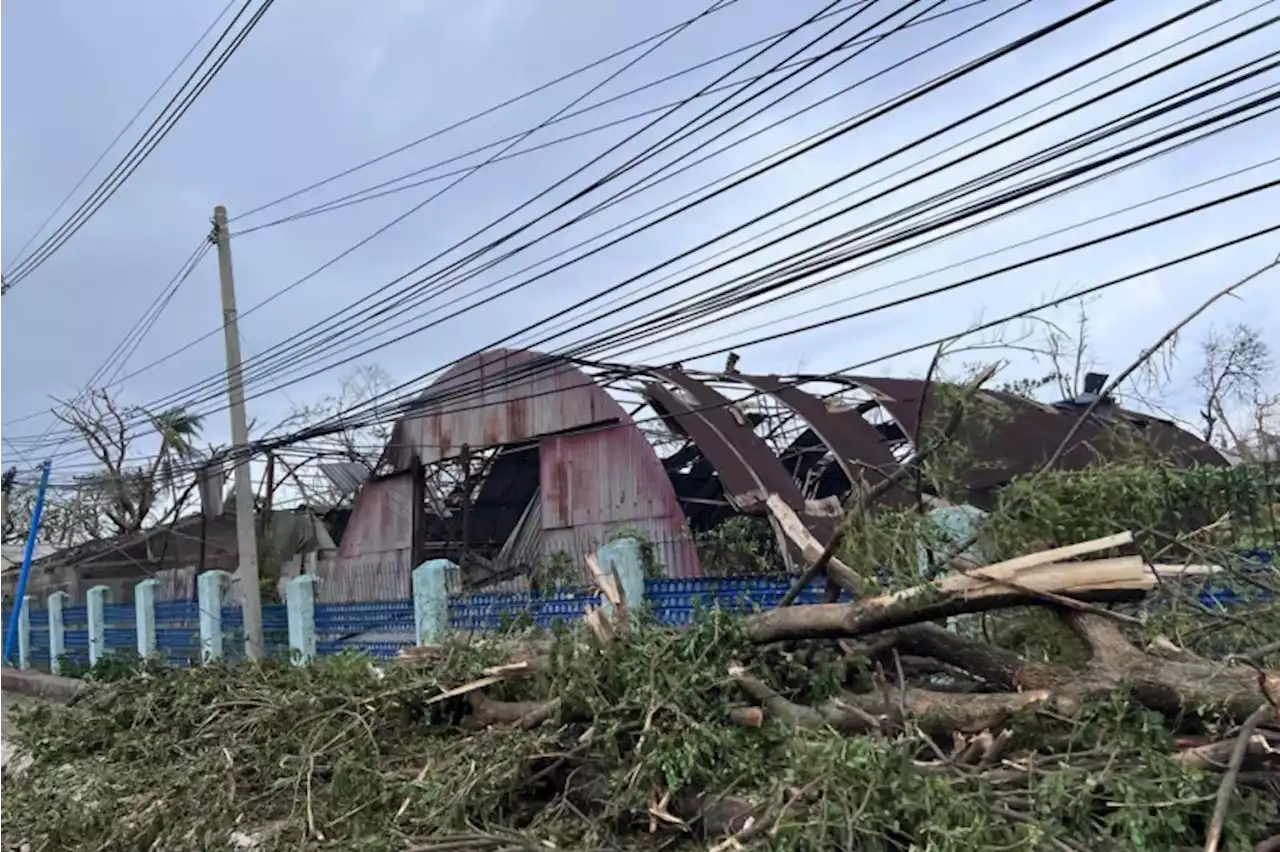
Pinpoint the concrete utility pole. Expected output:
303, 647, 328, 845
212, 205, 264, 661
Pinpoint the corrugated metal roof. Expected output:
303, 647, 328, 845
318, 462, 370, 496
318, 348, 1226, 599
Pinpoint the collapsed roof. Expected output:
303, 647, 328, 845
330, 349, 1224, 588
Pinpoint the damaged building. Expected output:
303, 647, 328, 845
308, 348, 1225, 601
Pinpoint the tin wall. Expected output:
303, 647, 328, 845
388, 349, 617, 467
315, 473, 415, 603
539, 427, 700, 578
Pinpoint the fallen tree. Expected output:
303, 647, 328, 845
4, 532, 1278, 851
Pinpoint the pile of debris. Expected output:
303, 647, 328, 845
2, 532, 1278, 851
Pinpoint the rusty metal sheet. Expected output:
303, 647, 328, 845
846, 376, 1225, 489
848, 375, 1107, 488
313, 550, 412, 603
735, 373, 912, 508
373, 348, 701, 580
539, 422, 701, 577
645, 370, 835, 543
387, 349, 618, 468
336, 472, 414, 559
542, 517, 701, 580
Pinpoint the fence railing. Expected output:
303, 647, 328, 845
3, 539, 1274, 673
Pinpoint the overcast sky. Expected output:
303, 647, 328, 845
2, 0, 1278, 478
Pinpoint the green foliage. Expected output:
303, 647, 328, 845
983, 463, 1272, 558
696, 516, 777, 577
607, 527, 667, 579
5, 612, 1273, 851
533, 549, 578, 588
53, 651, 158, 683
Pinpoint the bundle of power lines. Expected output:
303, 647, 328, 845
4, 0, 1278, 487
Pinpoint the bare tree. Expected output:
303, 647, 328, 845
52, 389, 206, 537
261, 364, 395, 508
1194, 323, 1273, 446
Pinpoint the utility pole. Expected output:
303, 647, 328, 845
212, 205, 264, 661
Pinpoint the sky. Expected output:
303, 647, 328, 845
2, 0, 1278, 481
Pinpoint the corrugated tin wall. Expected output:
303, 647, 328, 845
540, 427, 700, 578
314, 473, 416, 603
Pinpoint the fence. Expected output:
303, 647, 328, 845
3, 538, 1274, 673
0, 537, 850, 672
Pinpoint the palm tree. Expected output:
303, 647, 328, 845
141, 406, 205, 520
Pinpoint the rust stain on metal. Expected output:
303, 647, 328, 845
735, 373, 911, 508
845, 376, 1226, 490
375, 349, 701, 579
389, 349, 616, 468
336, 472, 415, 559
331, 351, 1225, 598
645, 369, 835, 543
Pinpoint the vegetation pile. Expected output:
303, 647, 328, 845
4, 543, 1279, 851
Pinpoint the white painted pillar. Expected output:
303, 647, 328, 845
286, 574, 318, 665
48, 591, 68, 674
86, 585, 110, 666
135, 578, 158, 659
16, 595, 32, 670
412, 559, 452, 646
597, 538, 646, 623
197, 570, 230, 663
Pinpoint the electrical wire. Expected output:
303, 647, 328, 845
10, 0, 1254, 460
0, 0, 275, 294
518, 0, 1278, 348
545, 56, 1280, 363
0, 0, 238, 278
233, 0, 964, 233
7, 0, 1259, 457
23, 214, 1280, 481
0, 241, 212, 473
29, 158, 1276, 475
65, 0, 1058, 433
265, 170, 1279, 449
182, 0, 1237, 433
66, 0, 782, 402
226, 0, 754, 223
640, 151, 1280, 365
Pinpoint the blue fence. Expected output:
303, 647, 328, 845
2, 576, 842, 669
3, 553, 1274, 671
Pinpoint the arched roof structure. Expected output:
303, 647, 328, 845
331, 351, 1226, 593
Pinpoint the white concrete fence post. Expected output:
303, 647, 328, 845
47, 591, 68, 674
135, 578, 158, 659
197, 570, 230, 663
286, 574, 318, 665
597, 538, 646, 623
86, 585, 110, 666
16, 595, 32, 670
412, 559, 452, 646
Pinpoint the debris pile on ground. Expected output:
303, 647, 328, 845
3, 530, 1279, 851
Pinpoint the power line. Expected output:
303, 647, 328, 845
37, 127, 1272, 474
227, 0, 754, 223
0, 0, 238, 277
24, 215, 1279, 478
519, 0, 1277, 348
70, 0, 1045, 431
228, 0, 1234, 433
230, 0, 989, 237
0, 0, 275, 294
7, 0, 1249, 457
5, 0, 1259, 457
639, 151, 1280, 364
67, 0, 766, 402
0, 241, 212, 469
